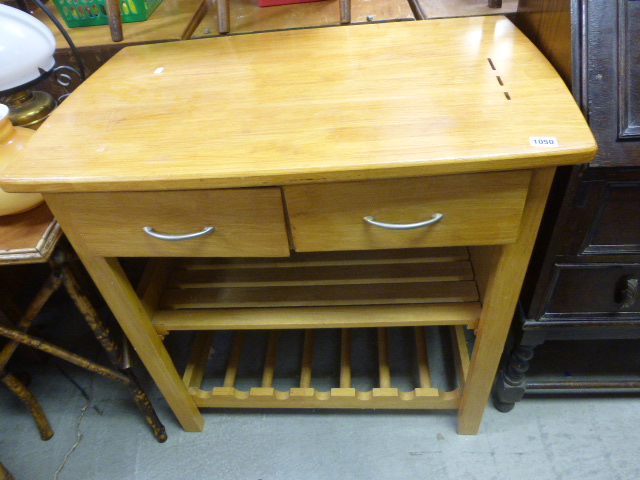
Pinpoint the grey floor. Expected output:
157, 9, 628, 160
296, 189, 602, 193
1, 293, 640, 480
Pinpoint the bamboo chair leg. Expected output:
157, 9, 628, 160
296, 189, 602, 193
122, 371, 168, 442
57, 256, 167, 443
1, 371, 53, 441
0, 461, 16, 480
182, 0, 210, 40
0, 272, 63, 371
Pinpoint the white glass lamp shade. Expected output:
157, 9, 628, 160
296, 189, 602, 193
0, 4, 56, 94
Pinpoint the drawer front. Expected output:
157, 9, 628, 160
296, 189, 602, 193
284, 171, 531, 252
52, 189, 290, 257
547, 265, 640, 316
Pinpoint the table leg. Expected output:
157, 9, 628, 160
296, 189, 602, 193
74, 254, 204, 432
457, 167, 555, 434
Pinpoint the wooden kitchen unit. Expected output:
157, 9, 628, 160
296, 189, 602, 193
0, 17, 596, 434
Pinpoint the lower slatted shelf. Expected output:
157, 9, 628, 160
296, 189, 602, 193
182, 325, 471, 410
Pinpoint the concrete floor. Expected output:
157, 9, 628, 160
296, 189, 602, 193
1, 293, 640, 480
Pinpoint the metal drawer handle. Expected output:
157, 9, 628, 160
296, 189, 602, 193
363, 213, 443, 230
143, 226, 215, 241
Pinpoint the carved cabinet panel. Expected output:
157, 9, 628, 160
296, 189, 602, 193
494, 0, 640, 411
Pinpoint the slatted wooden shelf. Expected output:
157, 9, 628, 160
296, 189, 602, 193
182, 326, 470, 409
147, 247, 482, 332
142, 247, 477, 409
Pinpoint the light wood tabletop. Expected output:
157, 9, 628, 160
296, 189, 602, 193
2, 17, 595, 194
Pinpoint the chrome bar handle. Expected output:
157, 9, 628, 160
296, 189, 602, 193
363, 213, 443, 230
143, 226, 215, 241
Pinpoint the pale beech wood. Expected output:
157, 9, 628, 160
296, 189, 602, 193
46, 189, 290, 257
1, 19, 596, 194
170, 260, 474, 287
457, 167, 556, 434
340, 329, 351, 388
300, 330, 314, 388
377, 328, 391, 388
44, 195, 204, 432
180, 247, 470, 269
414, 326, 431, 388
262, 331, 280, 388
191, 386, 461, 409
284, 171, 531, 252
160, 280, 479, 308
186, 322, 469, 410
0, 203, 61, 264
137, 258, 175, 318
183, 331, 214, 389
451, 325, 470, 389
153, 303, 482, 331
223, 331, 244, 387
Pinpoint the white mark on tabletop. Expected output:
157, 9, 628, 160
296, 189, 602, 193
97, 146, 107, 152
154, 67, 165, 75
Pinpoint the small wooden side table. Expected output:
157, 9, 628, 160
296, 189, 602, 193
0, 203, 167, 442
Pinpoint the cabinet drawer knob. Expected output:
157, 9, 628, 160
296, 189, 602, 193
143, 226, 215, 241
618, 277, 639, 310
363, 213, 443, 231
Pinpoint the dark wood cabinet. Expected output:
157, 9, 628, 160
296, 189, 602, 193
494, 0, 640, 410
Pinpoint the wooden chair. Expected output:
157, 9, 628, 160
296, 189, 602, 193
182, 0, 351, 39
0, 204, 166, 442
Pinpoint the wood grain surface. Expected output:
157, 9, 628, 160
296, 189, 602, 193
1, 17, 596, 193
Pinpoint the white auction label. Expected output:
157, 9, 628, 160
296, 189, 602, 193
530, 136, 559, 147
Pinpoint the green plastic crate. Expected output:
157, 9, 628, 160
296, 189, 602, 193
54, 0, 164, 28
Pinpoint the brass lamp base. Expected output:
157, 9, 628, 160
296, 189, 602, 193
1, 89, 56, 130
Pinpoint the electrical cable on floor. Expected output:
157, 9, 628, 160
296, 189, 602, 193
31, 0, 87, 81
53, 377, 93, 480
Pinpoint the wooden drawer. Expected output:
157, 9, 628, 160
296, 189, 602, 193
50, 189, 290, 257
284, 171, 531, 252
547, 265, 640, 315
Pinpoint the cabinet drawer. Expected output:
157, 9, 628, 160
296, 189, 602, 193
51, 189, 290, 257
547, 265, 640, 315
284, 171, 531, 252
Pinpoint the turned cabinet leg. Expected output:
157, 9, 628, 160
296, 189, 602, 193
493, 342, 537, 412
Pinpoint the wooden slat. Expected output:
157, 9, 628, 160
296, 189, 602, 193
137, 259, 175, 319
170, 261, 474, 288
183, 332, 215, 390
451, 325, 471, 389
179, 247, 470, 270
340, 329, 351, 388
414, 326, 432, 388
223, 331, 244, 388
378, 328, 391, 389
262, 331, 280, 388
160, 281, 479, 309
153, 303, 482, 331
300, 330, 315, 388
191, 386, 461, 409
